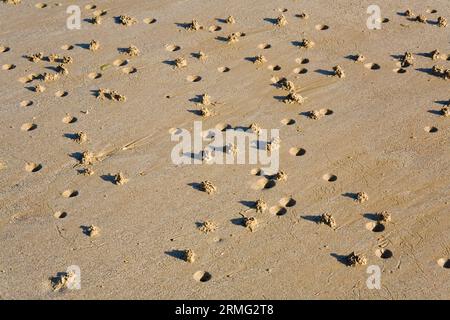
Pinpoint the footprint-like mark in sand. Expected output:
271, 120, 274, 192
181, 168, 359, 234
315, 24, 329, 30
85, 4, 96, 10
437, 258, 450, 269
53, 211, 68, 219
2, 64, 16, 71
165, 44, 180, 52
293, 67, 308, 74
143, 18, 157, 24
268, 65, 281, 71
193, 271, 212, 282
252, 178, 276, 190
281, 118, 296, 125
426, 9, 438, 14
186, 75, 202, 82
122, 67, 137, 74
88, 72, 102, 79
258, 43, 271, 49
279, 196, 296, 208
25, 162, 42, 172
61, 44, 74, 50
21, 123, 37, 132
322, 173, 337, 182
217, 66, 230, 73
55, 90, 69, 98
424, 126, 438, 133
62, 115, 77, 124
208, 25, 222, 32
289, 147, 306, 156
35, 3, 48, 9
364, 63, 381, 70
269, 205, 287, 216
365, 222, 385, 233
375, 248, 393, 259
113, 59, 128, 67
393, 68, 406, 74
62, 189, 79, 198
0, 46, 10, 53
20, 100, 33, 107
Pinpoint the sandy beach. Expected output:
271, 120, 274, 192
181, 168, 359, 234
0, 0, 449, 299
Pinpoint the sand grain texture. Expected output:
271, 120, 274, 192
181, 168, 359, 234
0, 0, 449, 300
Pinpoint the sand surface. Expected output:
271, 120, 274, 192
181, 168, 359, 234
0, 0, 449, 299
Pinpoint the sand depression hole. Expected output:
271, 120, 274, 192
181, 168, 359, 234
322, 174, 337, 182
424, 126, 438, 133
193, 271, 212, 282
2, 64, 16, 71
375, 248, 393, 259
293, 67, 308, 74
25, 162, 42, 172
20, 100, 33, 107
18, 74, 38, 84
53, 211, 68, 219
169, 128, 183, 136
382, 18, 390, 23
21, 123, 37, 132
268, 65, 281, 71
55, 90, 68, 98
208, 25, 222, 32
295, 58, 310, 64
315, 24, 329, 30
258, 43, 271, 49
437, 258, 450, 269
393, 68, 406, 74
85, 4, 96, 10
215, 123, 232, 131
35, 3, 48, 9
62, 115, 77, 124
113, 59, 128, 67
217, 66, 230, 73
269, 205, 287, 216
61, 44, 74, 50
364, 63, 381, 70
143, 18, 157, 24
62, 189, 79, 198
88, 72, 102, 79
0, 46, 10, 53
165, 44, 180, 52
186, 75, 202, 82
253, 178, 276, 190
366, 222, 385, 233
320, 108, 334, 116
289, 147, 306, 156
279, 197, 296, 208
250, 168, 261, 176
122, 67, 137, 74
281, 118, 296, 125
